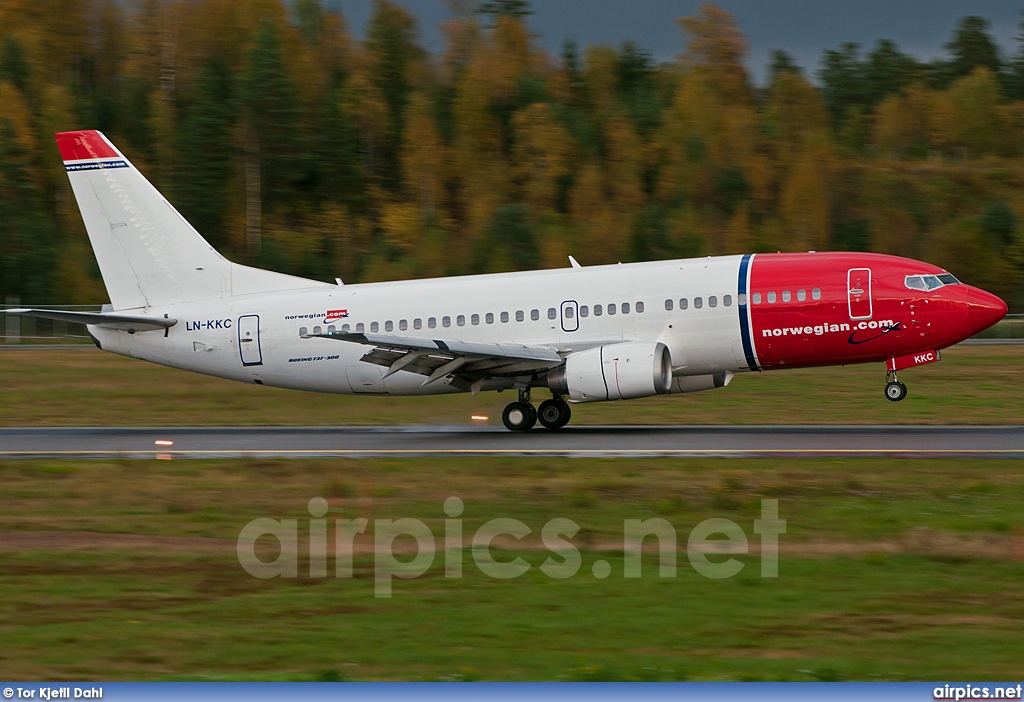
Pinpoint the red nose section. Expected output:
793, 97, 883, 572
966, 288, 1008, 335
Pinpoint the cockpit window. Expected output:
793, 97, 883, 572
905, 274, 960, 292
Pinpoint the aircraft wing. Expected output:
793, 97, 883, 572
6, 308, 176, 332
308, 329, 563, 386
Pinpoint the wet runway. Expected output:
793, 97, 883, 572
1, 425, 1021, 459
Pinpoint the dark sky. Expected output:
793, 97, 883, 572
324, 0, 1024, 84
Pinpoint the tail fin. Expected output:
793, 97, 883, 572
56, 130, 328, 310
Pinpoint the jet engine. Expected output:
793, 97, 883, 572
547, 342, 672, 402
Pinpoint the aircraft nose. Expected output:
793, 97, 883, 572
966, 288, 1008, 335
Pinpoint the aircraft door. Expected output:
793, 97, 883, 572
847, 268, 872, 320
238, 314, 263, 366
561, 300, 579, 332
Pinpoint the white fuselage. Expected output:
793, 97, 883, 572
90, 255, 749, 396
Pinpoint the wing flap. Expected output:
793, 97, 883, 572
310, 329, 563, 382
312, 330, 563, 363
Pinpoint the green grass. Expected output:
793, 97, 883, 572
1, 345, 1022, 426
3, 456, 1024, 680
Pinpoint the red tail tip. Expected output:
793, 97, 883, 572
55, 130, 119, 162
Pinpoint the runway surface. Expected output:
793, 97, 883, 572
1, 425, 1022, 459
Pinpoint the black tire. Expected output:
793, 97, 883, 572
502, 402, 535, 431
538, 399, 571, 429
884, 381, 907, 402
538, 400, 562, 429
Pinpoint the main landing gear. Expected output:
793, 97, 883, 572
884, 370, 908, 402
502, 389, 571, 432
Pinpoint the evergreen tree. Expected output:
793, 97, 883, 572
865, 39, 920, 104
767, 49, 802, 84
366, 0, 422, 192
479, 0, 531, 20
0, 120, 57, 303
945, 16, 1001, 83
819, 42, 867, 125
174, 58, 236, 248
242, 22, 305, 208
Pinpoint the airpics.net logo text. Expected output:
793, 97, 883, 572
236, 498, 786, 598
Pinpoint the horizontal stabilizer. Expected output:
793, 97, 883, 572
7, 308, 176, 332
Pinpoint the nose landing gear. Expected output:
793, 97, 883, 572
501, 389, 572, 431
884, 371, 908, 402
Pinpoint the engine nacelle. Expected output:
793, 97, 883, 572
669, 372, 733, 394
547, 342, 672, 402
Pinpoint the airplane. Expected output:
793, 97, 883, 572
10, 130, 1009, 431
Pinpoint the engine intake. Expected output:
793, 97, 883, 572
547, 342, 671, 402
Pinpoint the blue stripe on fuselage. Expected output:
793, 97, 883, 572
737, 253, 760, 371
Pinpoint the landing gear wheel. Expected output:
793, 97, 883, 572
538, 399, 571, 429
503, 401, 537, 431
885, 381, 908, 402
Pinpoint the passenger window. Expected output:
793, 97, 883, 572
428, 317, 436, 329
531, 309, 539, 321
328, 325, 336, 333
385, 321, 393, 332
342, 324, 350, 332
457, 315, 465, 326
767, 292, 776, 303
737, 294, 746, 306
548, 307, 557, 320
500, 311, 509, 323
608, 303, 617, 315
694, 297, 703, 309
636, 301, 644, 313
313, 326, 322, 335
516, 310, 525, 322
679, 298, 688, 310
565, 307, 574, 319
580, 305, 589, 317
356, 322, 365, 332
471, 313, 480, 325
442, 316, 451, 328
370, 321, 379, 332
812, 288, 821, 300
299, 326, 308, 337
708, 296, 717, 308
752, 293, 761, 305
399, 319, 407, 331
723, 295, 732, 307
594, 304, 603, 316
782, 290, 791, 303
665, 299, 674, 311
622, 302, 630, 314
485, 312, 494, 324
413, 318, 422, 330
797, 289, 806, 302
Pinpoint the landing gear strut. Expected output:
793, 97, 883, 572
538, 396, 571, 429
502, 388, 537, 432
502, 389, 573, 431
884, 370, 908, 402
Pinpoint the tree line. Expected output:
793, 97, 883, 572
0, 0, 1022, 310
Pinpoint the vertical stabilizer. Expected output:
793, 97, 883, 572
57, 130, 328, 310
